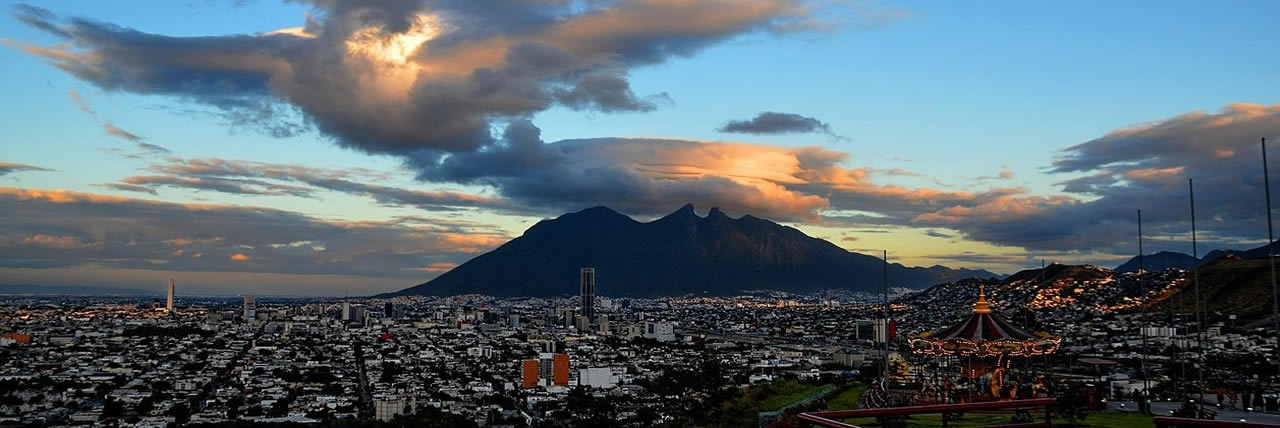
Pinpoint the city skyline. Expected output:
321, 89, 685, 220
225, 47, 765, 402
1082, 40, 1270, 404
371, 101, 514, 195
3, 1, 1280, 296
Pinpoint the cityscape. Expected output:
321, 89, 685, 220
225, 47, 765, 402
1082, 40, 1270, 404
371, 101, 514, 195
4, 1, 1280, 427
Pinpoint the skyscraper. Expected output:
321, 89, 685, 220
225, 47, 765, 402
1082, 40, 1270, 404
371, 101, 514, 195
580, 267, 595, 320
243, 295, 256, 321
166, 278, 175, 313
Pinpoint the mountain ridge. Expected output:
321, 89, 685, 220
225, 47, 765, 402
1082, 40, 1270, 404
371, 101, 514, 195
381, 204, 999, 297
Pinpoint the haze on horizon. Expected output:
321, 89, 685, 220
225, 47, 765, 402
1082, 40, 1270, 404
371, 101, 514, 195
2, 0, 1279, 296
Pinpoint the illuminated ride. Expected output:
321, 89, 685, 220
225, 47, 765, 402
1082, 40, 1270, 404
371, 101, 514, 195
907, 285, 1061, 401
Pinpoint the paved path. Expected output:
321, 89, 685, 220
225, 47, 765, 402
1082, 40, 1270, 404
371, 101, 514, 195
1108, 400, 1280, 425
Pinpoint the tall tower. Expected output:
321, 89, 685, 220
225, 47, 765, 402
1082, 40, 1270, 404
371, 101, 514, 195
580, 268, 595, 320
243, 295, 257, 321
166, 278, 175, 313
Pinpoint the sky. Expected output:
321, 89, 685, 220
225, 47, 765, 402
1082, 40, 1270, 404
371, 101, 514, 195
2, 0, 1279, 296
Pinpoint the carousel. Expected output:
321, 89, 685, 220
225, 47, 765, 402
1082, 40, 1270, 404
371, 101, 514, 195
907, 285, 1061, 401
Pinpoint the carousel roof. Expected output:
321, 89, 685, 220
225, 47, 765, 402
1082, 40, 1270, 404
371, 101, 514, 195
931, 286, 1039, 341
909, 284, 1060, 357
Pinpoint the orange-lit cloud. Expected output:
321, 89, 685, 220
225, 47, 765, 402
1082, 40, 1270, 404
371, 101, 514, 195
229, 253, 251, 261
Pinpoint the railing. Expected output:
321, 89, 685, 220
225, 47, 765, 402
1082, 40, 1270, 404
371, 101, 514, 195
1153, 417, 1278, 427
797, 398, 1057, 428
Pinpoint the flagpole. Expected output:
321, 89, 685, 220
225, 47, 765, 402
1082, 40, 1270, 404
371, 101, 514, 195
1139, 209, 1149, 394
1190, 178, 1205, 412
882, 249, 890, 380
1263, 137, 1279, 368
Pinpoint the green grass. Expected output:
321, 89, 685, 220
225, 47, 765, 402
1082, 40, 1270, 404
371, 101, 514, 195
755, 381, 832, 411
834, 410, 1154, 427
1079, 411, 1155, 428
826, 384, 868, 410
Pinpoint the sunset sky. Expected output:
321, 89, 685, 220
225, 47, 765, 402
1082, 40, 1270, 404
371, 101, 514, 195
2, 0, 1280, 296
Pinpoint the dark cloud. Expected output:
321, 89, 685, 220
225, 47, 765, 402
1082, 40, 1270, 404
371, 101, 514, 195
0, 162, 53, 177
97, 182, 158, 195
112, 157, 524, 213
916, 103, 1280, 254
924, 229, 953, 239
718, 111, 843, 139
414, 120, 833, 220
0, 187, 508, 279
120, 174, 317, 198
12, 1, 823, 158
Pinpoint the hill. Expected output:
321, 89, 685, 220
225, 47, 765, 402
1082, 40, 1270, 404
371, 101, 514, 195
1115, 251, 1199, 273
382, 204, 999, 297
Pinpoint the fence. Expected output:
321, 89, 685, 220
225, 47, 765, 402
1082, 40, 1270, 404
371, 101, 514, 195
797, 397, 1057, 428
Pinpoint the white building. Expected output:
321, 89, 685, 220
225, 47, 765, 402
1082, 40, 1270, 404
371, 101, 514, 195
644, 321, 675, 342
578, 367, 615, 388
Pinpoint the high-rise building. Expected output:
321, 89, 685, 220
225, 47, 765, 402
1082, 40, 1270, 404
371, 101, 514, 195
342, 302, 351, 321
384, 302, 394, 319
580, 268, 596, 320
243, 295, 256, 321
521, 359, 539, 389
166, 278, 175, 313
536, 353, 571, 386
574, 315, 590, 333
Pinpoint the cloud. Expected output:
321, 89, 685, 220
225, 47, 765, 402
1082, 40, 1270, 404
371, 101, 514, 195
718, 111, 845, 140
0, 186, 509, 280
12, 1, 831, 158
924, 229, 953, 239
914, 103, 1280, 254
102, 123, 144, 142
97, 182, 159, 195
0, 162, 53, 177
67, 88, 170, 154
112, 157, 523, 212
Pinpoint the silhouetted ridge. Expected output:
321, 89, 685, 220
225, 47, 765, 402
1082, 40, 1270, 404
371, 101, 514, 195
380, 204, 1000, 297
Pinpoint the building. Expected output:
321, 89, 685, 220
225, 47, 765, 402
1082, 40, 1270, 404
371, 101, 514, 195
597, 316, 611, 335
243, 295, 256, 321
384, 302, 394, 319
580, 267, 596, 320
342, 302, 351, 321
1, 333, 32, 345
374, 398, 415, 421
644, 321, 675, 342
578, 367, 615, 388
575, 315, 590, 333
532, 353, 571, 387
553, 353, 569, 386
166, 278, 175, 312
873, 319, 897, 343
522, 359, 539, 389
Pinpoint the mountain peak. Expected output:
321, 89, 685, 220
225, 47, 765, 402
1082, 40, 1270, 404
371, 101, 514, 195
384, 205, 996, 298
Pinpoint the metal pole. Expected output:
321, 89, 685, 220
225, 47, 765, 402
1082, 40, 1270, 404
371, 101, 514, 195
883, 250, 891, 381
1190, 178, 1205, 412
1263, 137, 1279, 368
1139, 209, 1148, 394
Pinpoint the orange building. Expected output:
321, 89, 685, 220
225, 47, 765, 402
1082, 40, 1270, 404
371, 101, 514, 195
2, 333, 31, 344
521, 359, 539, 389
552, 353, 569, 386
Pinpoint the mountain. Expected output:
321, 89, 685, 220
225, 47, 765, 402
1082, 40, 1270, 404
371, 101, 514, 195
1157, 254, 1277, 318
382, 204, 999, 297
1202, 240, 1278, 265
1115, 251, 1200, 273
